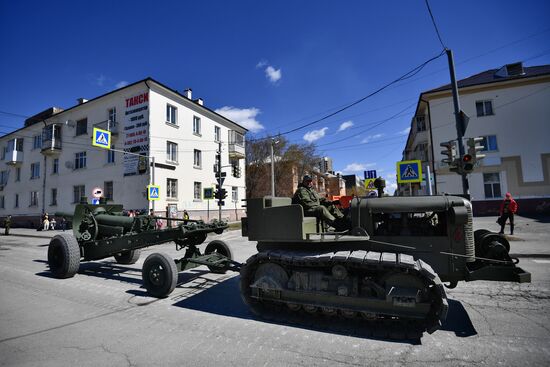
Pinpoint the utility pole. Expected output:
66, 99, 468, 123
270, 138, 278, 197
446, 49, 469, 195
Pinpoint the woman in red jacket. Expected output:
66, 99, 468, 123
499, 192, 518, 235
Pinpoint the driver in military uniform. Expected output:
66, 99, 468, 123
293, 175, 347, 230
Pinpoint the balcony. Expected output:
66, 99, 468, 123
228, 130, 245, 159
5, 138, 24, 166
93, 120, 119, 137
41, 124, 62, 156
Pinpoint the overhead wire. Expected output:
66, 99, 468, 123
424, 0, 447, 49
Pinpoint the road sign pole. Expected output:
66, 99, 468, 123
426, 165, 433, 196
218, 141, 222, 221
151, 156, 155, 211
446, 49, 469, 195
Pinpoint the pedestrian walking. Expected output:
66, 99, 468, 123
60, 216, 67, 232
43, 213, 50, 231
183, 209, 190, 224
498, 192, 518, 235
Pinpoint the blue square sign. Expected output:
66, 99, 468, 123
396, 160, 422, 183
92, 127, 111, 149
147, 185, 160, 201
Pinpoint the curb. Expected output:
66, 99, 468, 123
3, 233, 54, 240
510, 253, 550, 259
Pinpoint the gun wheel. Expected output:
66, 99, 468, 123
47, 233, 81, 278
114, 249, 141, 265
205, 240, 233, 274
142, 252, 177, 298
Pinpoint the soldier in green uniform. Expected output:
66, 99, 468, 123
293, 175, 347, 230
4, 215, 11, 236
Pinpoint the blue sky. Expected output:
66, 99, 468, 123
1, 0, 549, 193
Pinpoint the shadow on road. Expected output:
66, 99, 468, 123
440, 299, 477, 337
169, 275, 478, 343
35, 260, 144, 285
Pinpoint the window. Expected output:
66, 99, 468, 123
104, 181, 113, 201
483, 173, 502, 199
476, 100, 494, 117
75, 152, 87, 169
53, 158, 59, 174
232, 186, 238, 202
76, 118, 88, 136
107, 145, 115, 164
0, 170, 7, 185
73, 185, 85, 203
166, 104, 177, 125
214, 126, 221, 142
30, 191, 39, 207
33, 134, 42, 149
167, 178, 178, 199
480, 135, 498, 152
229, 130, 245, 147
15, 167, 20, 181
14, 194, 19, 208
166, 141, 178, 163
416, 116, 426, 132
193, 149, 201, 168
51, 188, 57, 206
194, 182, 202, 200
30, 162, 40, 179
193, 116, 201, 135
108, 107, 116, 123
0, 196, 4, 209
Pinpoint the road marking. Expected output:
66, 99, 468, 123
532, 259, 550, 263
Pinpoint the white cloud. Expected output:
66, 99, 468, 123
94, 74, 106, 86
361, 133, 384, 144
256, 60, 267, 69
341, 162, 376, 173
214, 106, 264, 133
265, 66, 282, 83
338, 120, 354, 132
398, 127, 411, 135
115, 81, 129, 89
303, 127, 328, 143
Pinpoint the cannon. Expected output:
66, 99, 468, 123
47, 203, 237, 297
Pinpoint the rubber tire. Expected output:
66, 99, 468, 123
114, 249, 141, 265
204, 240, 233, 274
142, 252, 177, 298
47, 233, 81, 279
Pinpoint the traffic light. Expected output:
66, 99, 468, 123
232, 164, 241, 178
467, 137, 486, 162
461, 154, 474, 173
440, 140, 459, 172
214, 187, 227, 200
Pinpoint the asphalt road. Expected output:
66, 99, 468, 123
0, 220, 549, 367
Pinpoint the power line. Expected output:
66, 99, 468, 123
424, 0, 447, 49
249, 49, 446, 142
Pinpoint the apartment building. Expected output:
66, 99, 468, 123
399, 62, 550, 214
0, 78, 247, 226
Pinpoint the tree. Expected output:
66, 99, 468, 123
245, 135, 320, 199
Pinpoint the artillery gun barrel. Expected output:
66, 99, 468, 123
94, 214, 136, 229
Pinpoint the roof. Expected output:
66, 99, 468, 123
425, 64, 550, 94
1, 77, 247, 139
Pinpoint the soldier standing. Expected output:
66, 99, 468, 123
4, 215, 11, 235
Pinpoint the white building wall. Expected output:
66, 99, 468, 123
430, 79, 550, 201
0, 79, 247, 224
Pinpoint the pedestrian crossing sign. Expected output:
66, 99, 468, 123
92, 127, 111, 149
147, 185, 160, 201
396, 160, 422, 183
364, 178, 376, 190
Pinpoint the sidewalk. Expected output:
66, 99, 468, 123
3, 216, 549, 258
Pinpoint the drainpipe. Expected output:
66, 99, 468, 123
424, 98, 438, 195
